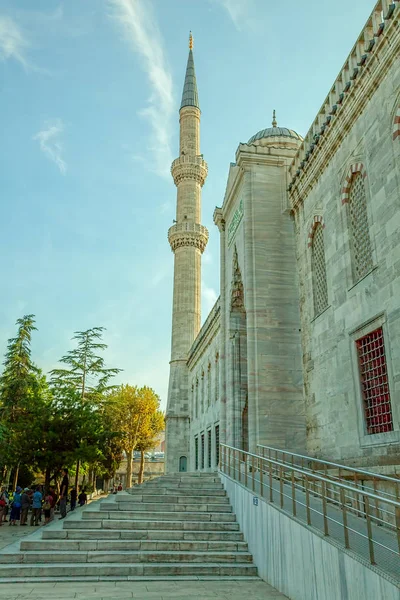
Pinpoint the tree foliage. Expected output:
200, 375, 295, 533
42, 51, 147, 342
108, 385, 163, 488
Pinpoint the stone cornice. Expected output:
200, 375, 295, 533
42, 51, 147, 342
289, 3, 400, 210
213, 207, 225, 232
187, 298, 221, 370
168, 222, 209, 253
171, 155, 208, 187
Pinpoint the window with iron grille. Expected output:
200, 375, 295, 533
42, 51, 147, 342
348, 172, 373, 281
356, 327, 393, 435
312, 223, 328, 315
201, 433, 205, 469
194, 436, 199, 470
215, 424, 220, 467
207, 429, 212, 468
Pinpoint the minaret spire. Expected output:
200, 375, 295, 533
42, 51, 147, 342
165, 35, 208, 473
180, 32, 199, 110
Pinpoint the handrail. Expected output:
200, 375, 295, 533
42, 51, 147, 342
257, 443, 400, 485
222, 444, 400, 507
219, 443, 400, 578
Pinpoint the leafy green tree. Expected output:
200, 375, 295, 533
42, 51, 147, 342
0, 315, 50, 489
50, 327, 121, 488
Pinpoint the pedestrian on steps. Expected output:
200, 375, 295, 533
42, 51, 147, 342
9, 487, 22, 526
30, 486, 42, 526
59, 468, 69, 520
20, 488, 31, 526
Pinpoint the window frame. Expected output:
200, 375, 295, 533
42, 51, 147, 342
350, 314, 400, 447
310, 220, 329, 317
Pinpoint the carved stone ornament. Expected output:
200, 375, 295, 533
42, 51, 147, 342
230, 245, 245, 311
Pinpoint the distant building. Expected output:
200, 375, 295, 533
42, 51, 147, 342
165, 5, 400, 475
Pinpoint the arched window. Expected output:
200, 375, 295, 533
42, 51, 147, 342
347, 171, 373, 281
310, 219, 328, 316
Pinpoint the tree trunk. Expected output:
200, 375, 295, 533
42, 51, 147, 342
104, 478, 109, 493
138, 450, 145, 485
126, 449, 133, 489
75, 459, 80, 490
45, 467, 51, 492
12, 464, 20, 491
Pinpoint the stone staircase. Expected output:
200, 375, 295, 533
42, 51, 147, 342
0, 472, 258, 581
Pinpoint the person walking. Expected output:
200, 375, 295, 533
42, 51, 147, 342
78, 488, 87, 507
9, 487, 22, 526
30, 486, 42, 526
59, 468, 69, 519
20, 488, 31, 526
0, 486, 9, 525
70, 487, 77, 511
42, 491, 53, 525
48, 486, 57, 521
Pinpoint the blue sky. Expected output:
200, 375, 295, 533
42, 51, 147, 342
0, 0, 374, 408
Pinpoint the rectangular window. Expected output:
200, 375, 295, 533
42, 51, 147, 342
194, 436, 199, 470
207, 429, 212, 468
356, 327, 393, 434
215, 424, 220, 467
201, 433, 205, 469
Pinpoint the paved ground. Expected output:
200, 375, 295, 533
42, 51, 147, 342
0, 580, 288, 599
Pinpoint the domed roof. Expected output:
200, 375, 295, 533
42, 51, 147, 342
248, 111, 302, 144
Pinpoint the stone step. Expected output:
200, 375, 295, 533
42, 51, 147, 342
126, 487, 226, 496
0, 562, 257, 579
63, 519, 240, 531
21, 539, 249, 553
113, 494, 229, 503
43, 529, 245, 542
0, 550, 253, 565
99, 502, 232, 512
82, 511, 236, 522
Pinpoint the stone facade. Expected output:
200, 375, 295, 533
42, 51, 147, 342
166, 3, 400, 473
289, 0, 400, 467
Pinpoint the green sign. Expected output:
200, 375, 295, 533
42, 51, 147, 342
227, 198, 244, 246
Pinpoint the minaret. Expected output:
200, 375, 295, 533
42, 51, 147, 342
165, 33, 208, 473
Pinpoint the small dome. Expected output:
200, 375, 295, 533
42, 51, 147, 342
248, 110, 302, 145
248, 126, 302, 144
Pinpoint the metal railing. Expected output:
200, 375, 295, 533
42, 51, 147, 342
257, 444, 400, 505
220, 444, 400, 578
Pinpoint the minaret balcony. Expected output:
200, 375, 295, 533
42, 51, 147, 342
171, 155, 208, 187
168, 222, 209, 254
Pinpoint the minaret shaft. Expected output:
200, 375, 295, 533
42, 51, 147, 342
165, 37, 208, 473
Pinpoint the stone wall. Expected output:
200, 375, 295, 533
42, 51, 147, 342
290, 6, 400, 465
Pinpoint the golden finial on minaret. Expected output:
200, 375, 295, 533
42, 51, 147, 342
189, 31, 193, 50
272, 109, 277, 128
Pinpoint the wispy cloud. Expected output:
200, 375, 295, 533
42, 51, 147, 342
0, 15, 30, 68
33, 119, 67, 175
212, 0, 257, 31
108, 0, 174, 179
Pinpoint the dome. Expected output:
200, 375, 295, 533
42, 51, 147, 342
247, 111, 303, 145
248, 126, 303, 144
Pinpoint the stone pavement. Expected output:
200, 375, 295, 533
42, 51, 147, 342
0, 579, 288, 599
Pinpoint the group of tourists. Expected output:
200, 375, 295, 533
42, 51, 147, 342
0, 468, 88, 527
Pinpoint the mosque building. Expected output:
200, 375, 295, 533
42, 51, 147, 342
165, 1, 400, 476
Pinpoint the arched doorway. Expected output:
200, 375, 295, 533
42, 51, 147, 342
179, 456, 188, 472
